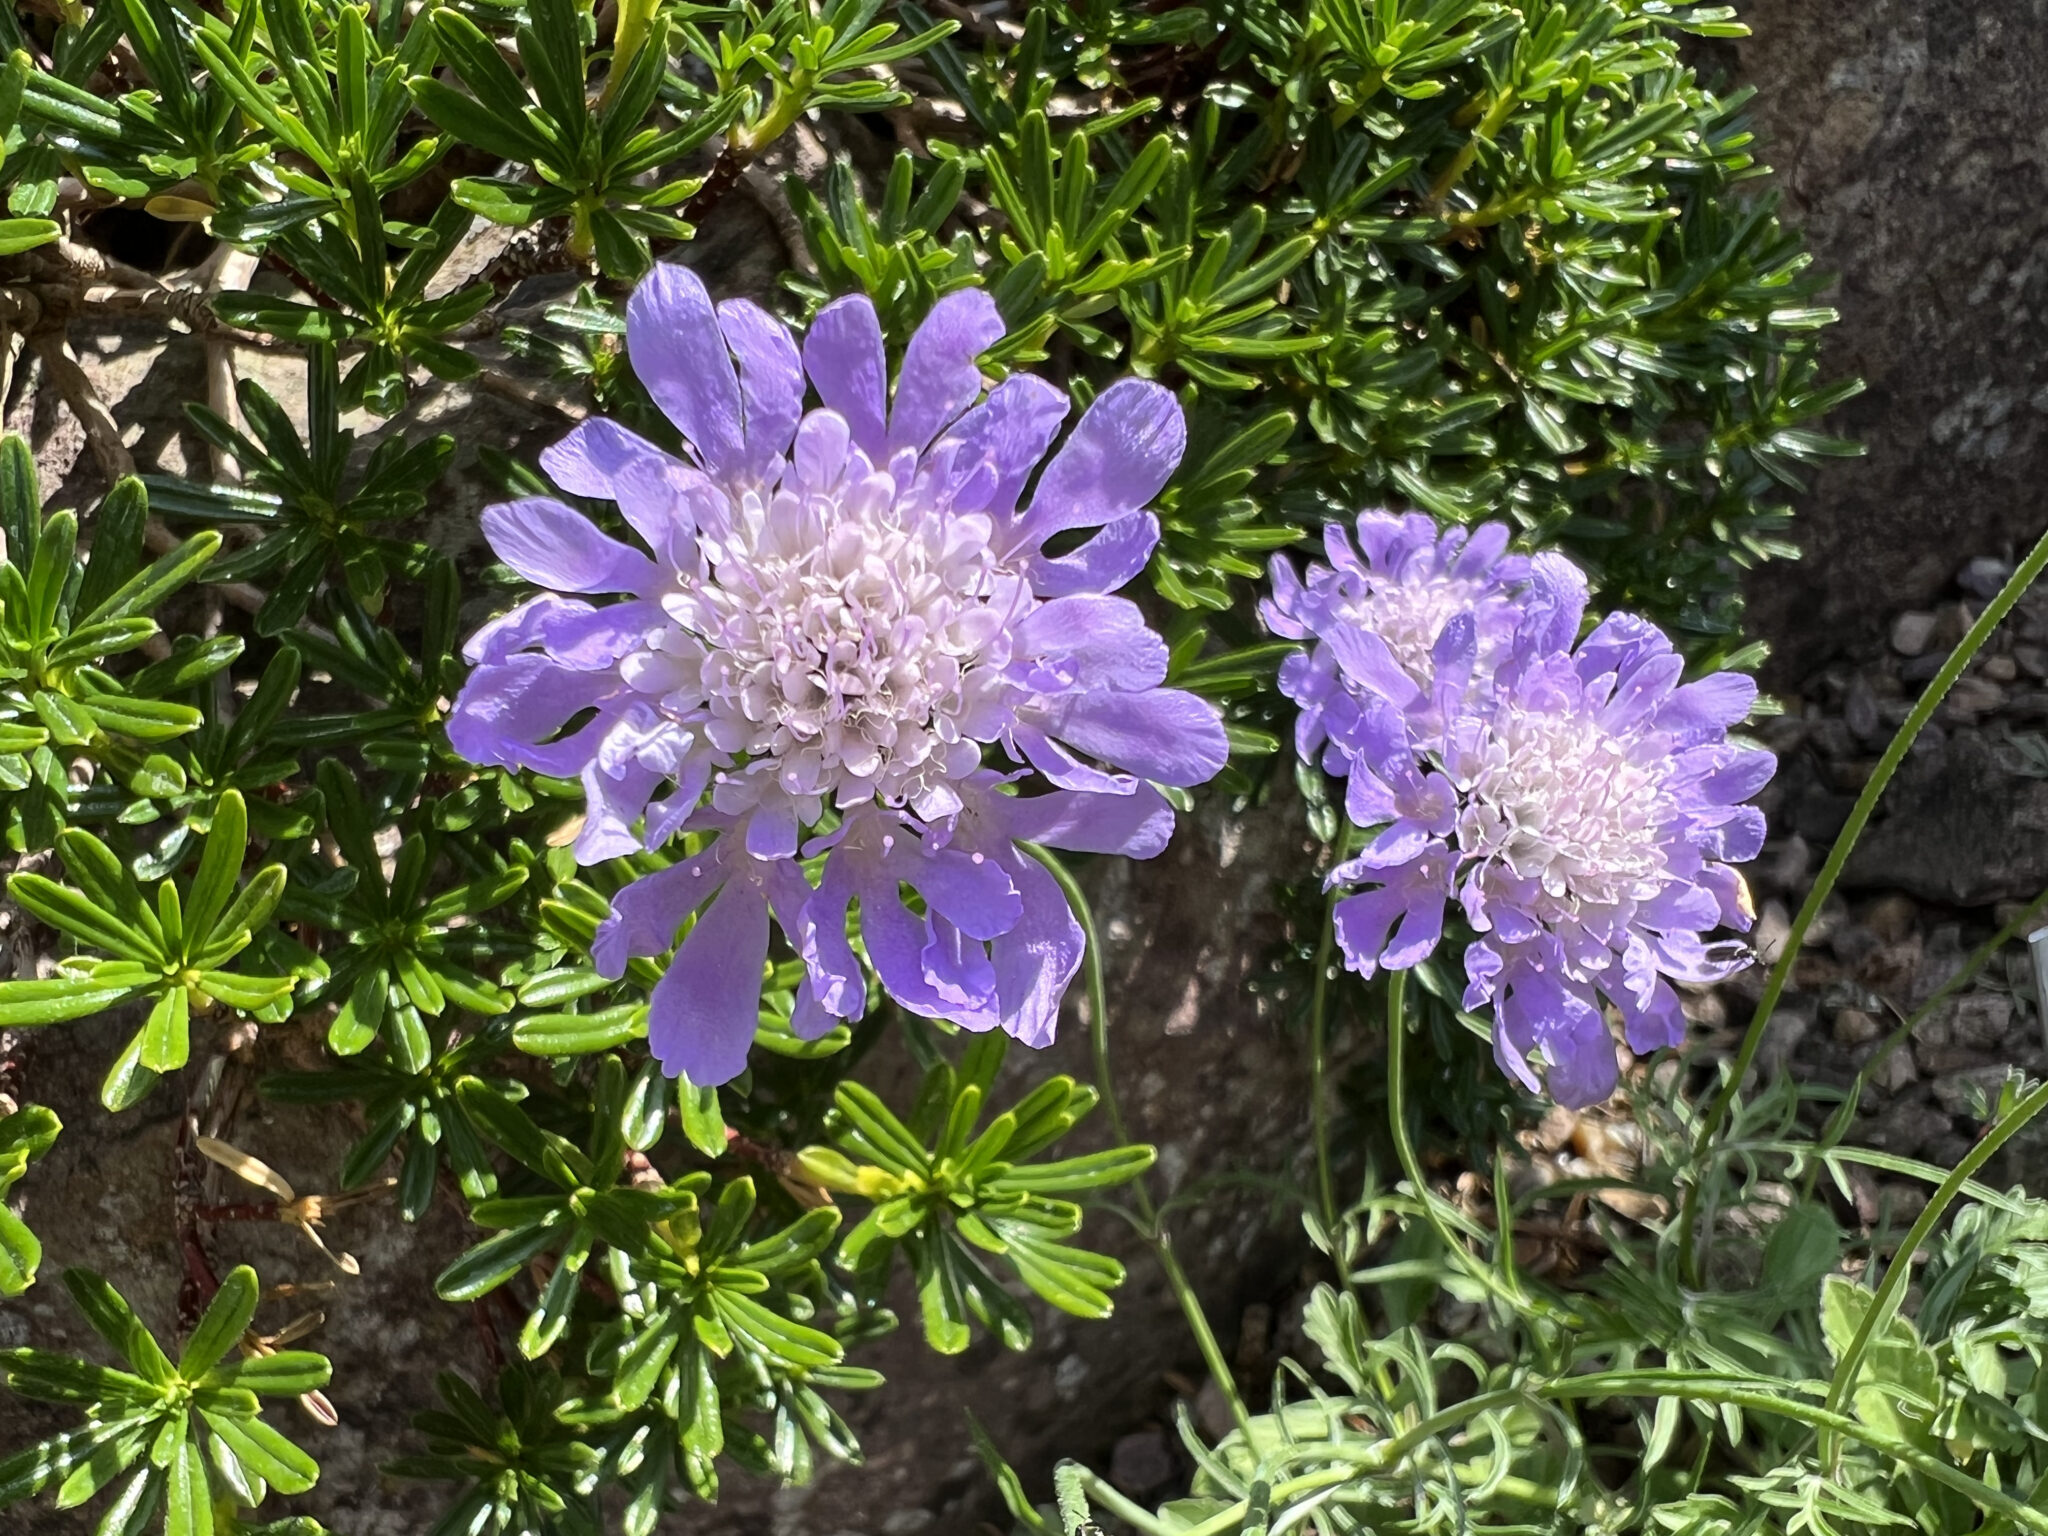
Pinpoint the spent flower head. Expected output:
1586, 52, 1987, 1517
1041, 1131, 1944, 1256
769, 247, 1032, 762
452, 266, 1226, 1084
1269, 516, 1773, 1107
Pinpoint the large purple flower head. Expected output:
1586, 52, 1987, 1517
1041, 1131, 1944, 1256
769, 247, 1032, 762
451, 264, 1227, 1084
1268, 521, 1774, 1108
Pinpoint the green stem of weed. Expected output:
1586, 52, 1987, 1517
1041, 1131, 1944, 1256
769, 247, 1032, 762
1428, 88, 1519, 209
1678, 522, 2048, 1285
1026, 843, 1257, 1446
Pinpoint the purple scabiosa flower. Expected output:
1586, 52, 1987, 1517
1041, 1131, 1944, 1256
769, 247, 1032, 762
450, 263, 1227, 1084
1269, 524, 1773, 1108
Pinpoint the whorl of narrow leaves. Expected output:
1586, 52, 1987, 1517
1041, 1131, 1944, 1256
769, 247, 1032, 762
0, 438, 231, 850
0, 788, 297, 1109
799, 1035, 1154, 1355
0, 1266, 331, 1532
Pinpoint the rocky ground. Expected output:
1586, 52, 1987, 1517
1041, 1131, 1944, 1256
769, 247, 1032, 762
1744, 552, 2048, 1179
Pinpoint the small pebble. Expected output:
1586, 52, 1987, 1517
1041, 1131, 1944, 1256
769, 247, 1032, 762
1767, 835, 1812, 893
2014, 644, 2048, 680
1919, 1045, 1997, 1077
1950, 994, 2013, 1049
1862, 894, 1919, 944
1110, 1429, 1177, 1497
1891, 610, 1938, 657
1193, 1378, 1236, 1442
1870, 1048, 1918, 1095
1832, 1007, 1882, 1045
1935, 602, 1976, 647
1941, 676, 2007, 722
1899, 652, 1947, 686
1984, 654, 2019, 683
1959, 557, 2014, 600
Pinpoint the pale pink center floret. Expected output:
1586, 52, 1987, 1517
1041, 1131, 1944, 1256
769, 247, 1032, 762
1451, 693, 1672, 915
1338, 573, 1485, 687
626, 410, 1030, 823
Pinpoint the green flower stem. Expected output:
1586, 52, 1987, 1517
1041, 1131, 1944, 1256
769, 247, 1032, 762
1819, 1074, 2048, 1466
1678, 520, 2048, 1285
1385, 971, 1567, 1325
1308, 885, 1341, 1239
1026, 844, 1257, 1446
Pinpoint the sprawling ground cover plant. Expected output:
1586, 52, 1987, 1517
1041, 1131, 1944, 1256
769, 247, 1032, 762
0, 1, 2027, 1535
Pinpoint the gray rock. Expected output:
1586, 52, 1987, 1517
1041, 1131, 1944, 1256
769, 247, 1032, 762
1919, 1047, 2000, 1080
1742, 0, 2048, 679
1833, 1007, 1883, 1045
1951, 993, 2014, 1049
1891, 611, 1939, 658
1941, 676, 2007, 723
1845, 732, 2048, 904
1871, 1045, 1919, 1095
1754, 1006, 1813, 1079
1788, 785, 1858, 842
1960, 557, 2016, 601
1865, 1100, 1951, 1156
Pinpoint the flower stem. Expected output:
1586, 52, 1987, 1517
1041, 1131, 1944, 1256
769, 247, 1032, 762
1676, 521, 2048, 1285
1025, 843, 1258, 1446
1385, 971, 1566, 1325
1308, 890, 1341, 1240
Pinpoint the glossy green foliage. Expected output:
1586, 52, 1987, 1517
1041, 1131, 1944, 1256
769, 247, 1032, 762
0, 437, 231, 848
0, 1102, 58, 1295
0, 1266, 331, 1534
801, 1035, 1152, 1354
0, 789, 297, 1108
786, 0, 1861, 655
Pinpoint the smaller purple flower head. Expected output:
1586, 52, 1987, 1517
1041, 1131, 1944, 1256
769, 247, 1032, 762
1263, 513, 1529, 778
1268, 520, 1774, 1108
451, 264, 1227, 1084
